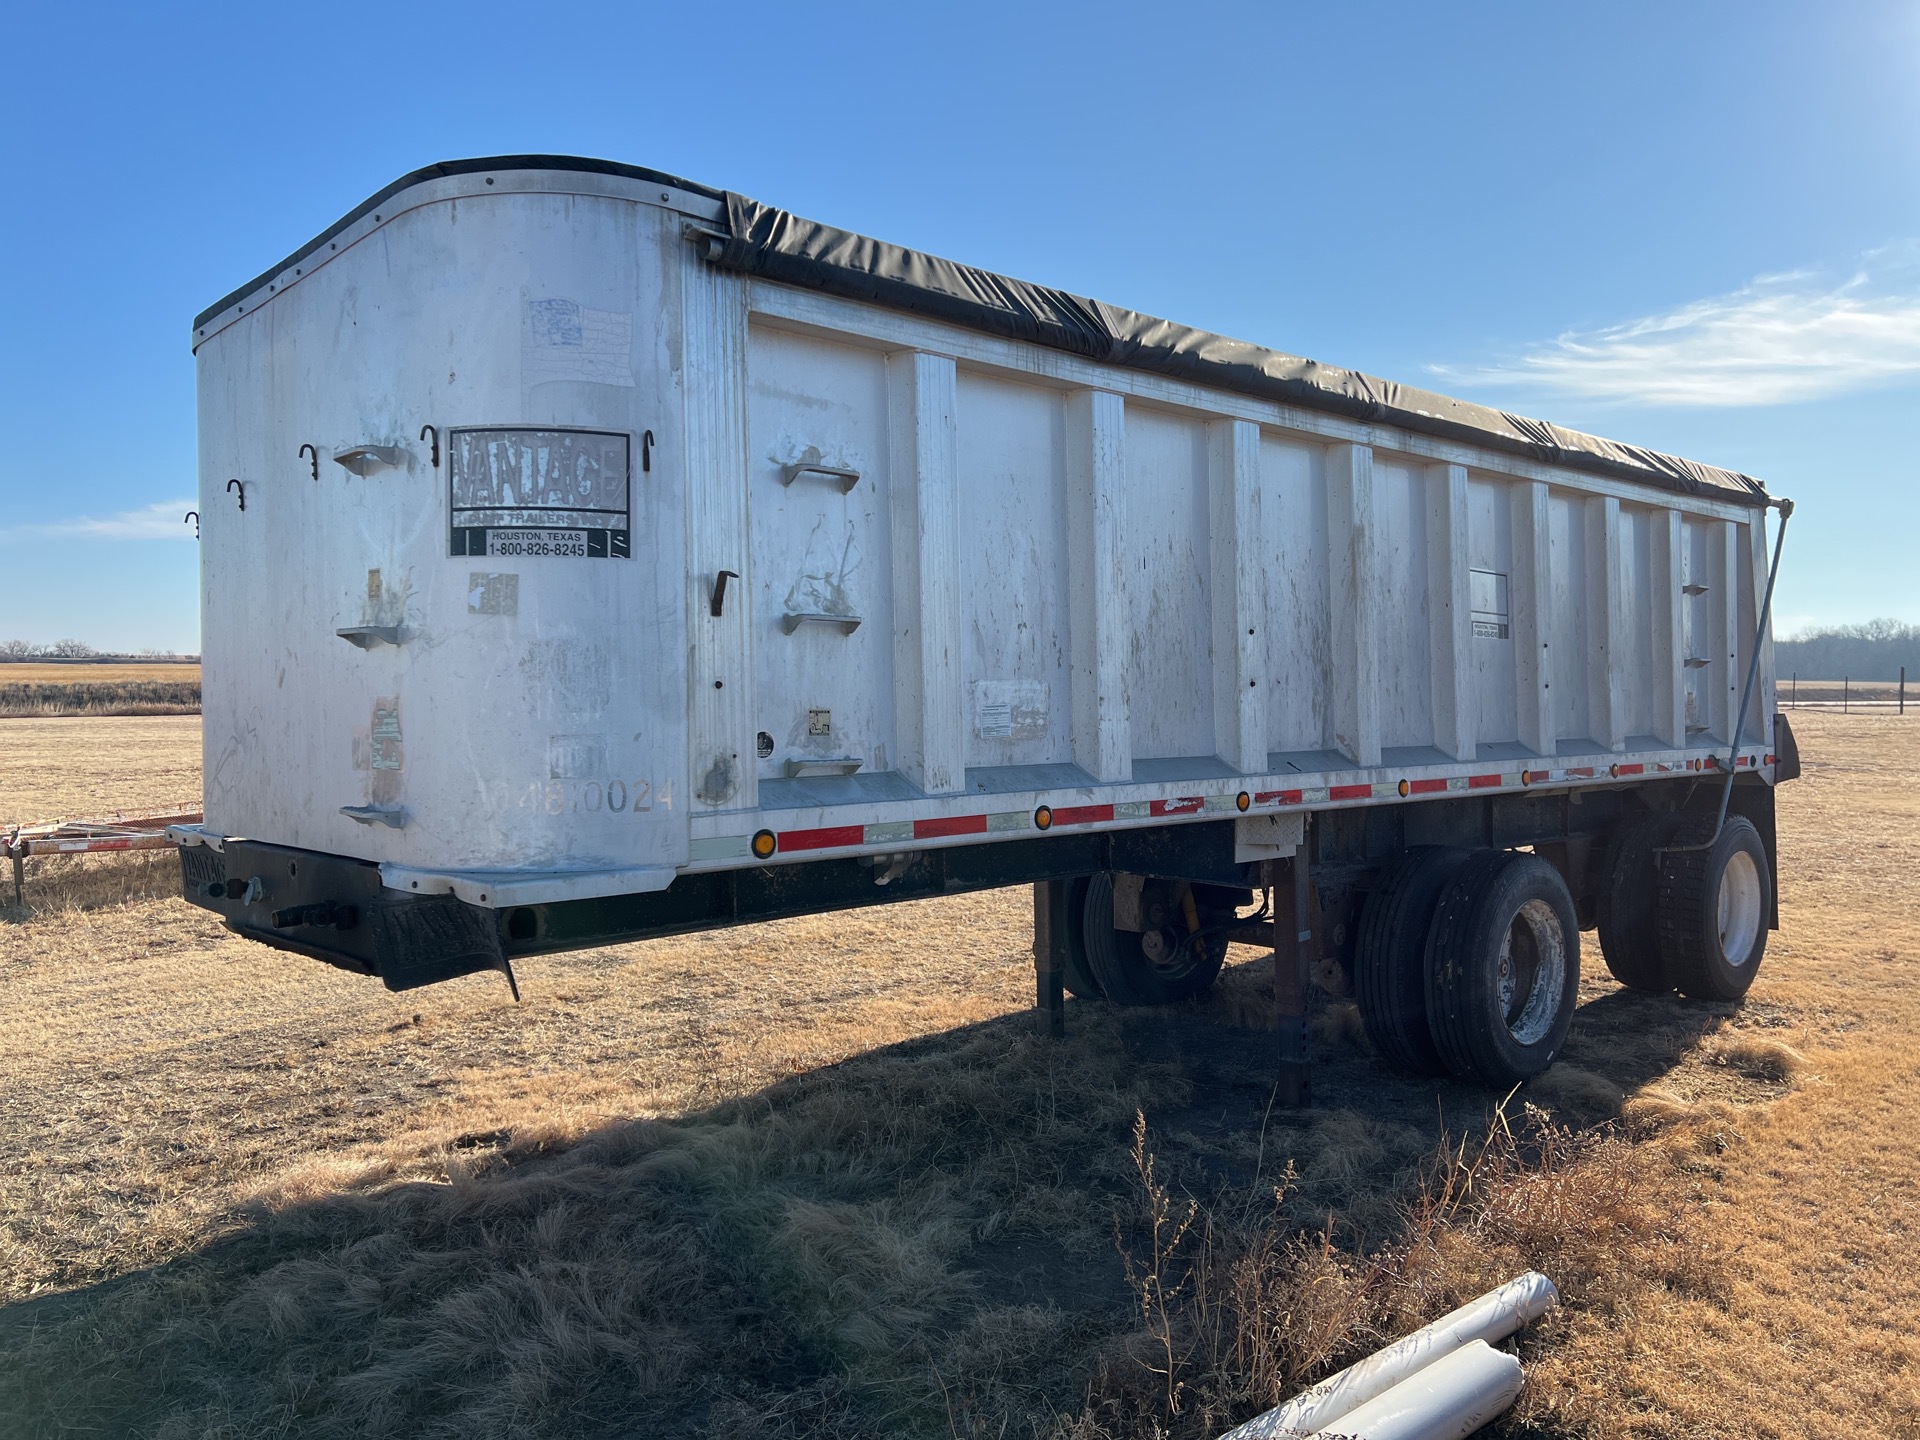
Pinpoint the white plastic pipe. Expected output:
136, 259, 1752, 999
1317, 1339, 1522, 1440
1217, 1271, 1557, 1439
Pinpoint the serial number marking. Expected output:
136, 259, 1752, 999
477, 778, 655, 815
488, 529, 588, 558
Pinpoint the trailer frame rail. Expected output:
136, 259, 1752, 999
5, 810, 201, 906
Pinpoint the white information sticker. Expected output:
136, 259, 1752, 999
489, 529, 588, 559
971, 680, 1050, 741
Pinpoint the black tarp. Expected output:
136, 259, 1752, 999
193, 157, 1771, 506
716, 193, 1768, 507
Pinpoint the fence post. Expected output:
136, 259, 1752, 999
1901, 666, 1907, 717
1791, 673, 1797, 709
1844, 677, 1850, 715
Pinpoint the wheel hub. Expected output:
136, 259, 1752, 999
1717, 850, 1763, 968
1499, 898, 1566, 1046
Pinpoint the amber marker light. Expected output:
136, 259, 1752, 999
1397, 779, 1410, 797
751, 829, 777, 859
1235, 791, 1251, 811
1033, 805, 1053, 830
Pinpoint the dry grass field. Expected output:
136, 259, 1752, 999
1782, 678, 1911, 711
1, 712, 1916, 1437
0, 664, 200, 718
1, 715, 202, 821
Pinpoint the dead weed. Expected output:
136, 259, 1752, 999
1057, 1101, 1721, 1439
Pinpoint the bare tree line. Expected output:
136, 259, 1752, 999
0, 640, 198, 662
1775, 619, 1920, 683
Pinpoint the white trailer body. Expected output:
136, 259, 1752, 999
179, 158, 1792, 1083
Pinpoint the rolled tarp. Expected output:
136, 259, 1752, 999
1312, 1339, 1523, 1440
712, 194, 1769, 508
1216, 1270, 1558, 1439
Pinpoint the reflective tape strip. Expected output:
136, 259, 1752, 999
26, 834, 179, 856
914, 814, 987, 839
690, 834, 754, 862
1050, 804, 1114, 827
710, 751, 1727, 863
778, 824, 865, 852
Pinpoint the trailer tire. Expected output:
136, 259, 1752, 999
1655, 816, 1770, 1002
1080, 872, 1226, 1007
1597, 813, 1683, 992
1354, 847, 1470, 1075
1425, 850, 1581, 1085
1059, 876, 1106, 999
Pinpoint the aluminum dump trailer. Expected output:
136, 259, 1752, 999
178, 155, 1797, 1090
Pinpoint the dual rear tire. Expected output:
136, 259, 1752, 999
1357, 848, 1581, 1086
1599, 814, 1770, 1002
1357, 813, 1774, 1086
1425, 851, 1582, 1085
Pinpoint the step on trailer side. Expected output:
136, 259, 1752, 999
177, 155, 1798, 1094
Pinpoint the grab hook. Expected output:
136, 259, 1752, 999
710, 569, 739, 617
227, 479, 246, 512
184, 510, 200, 539
419, 424, 439, 467
298, 443, 319, 481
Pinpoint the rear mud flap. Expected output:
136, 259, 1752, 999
363, 893, 510, 992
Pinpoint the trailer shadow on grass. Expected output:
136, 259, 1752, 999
0, 955, 1735, 1440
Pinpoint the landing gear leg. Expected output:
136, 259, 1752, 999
1272, 827, 1313, 1107
1032, 879, 1070, 1038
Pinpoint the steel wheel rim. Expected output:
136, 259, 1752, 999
1498, 898, 1566, 1046
1718, 850, 1763, 968
1140, 925, 1209, 980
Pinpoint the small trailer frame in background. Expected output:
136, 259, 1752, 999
4, 811, 201, 906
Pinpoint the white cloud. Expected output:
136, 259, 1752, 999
1434, 246, 1920, 407
7, 499, 200, 541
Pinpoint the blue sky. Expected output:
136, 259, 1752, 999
3, 1, 1916, 651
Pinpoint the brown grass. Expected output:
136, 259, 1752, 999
0, 662, 200, 717
0, 663, 201, 683
0, 714, 202, 823
1063, 1103, 1719, 1438
0, 667, 200, 717
1, 712, 1918, 1437
1709, 1034, 1808, 1085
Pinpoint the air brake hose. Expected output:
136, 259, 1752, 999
1664, 496, 1793, 855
